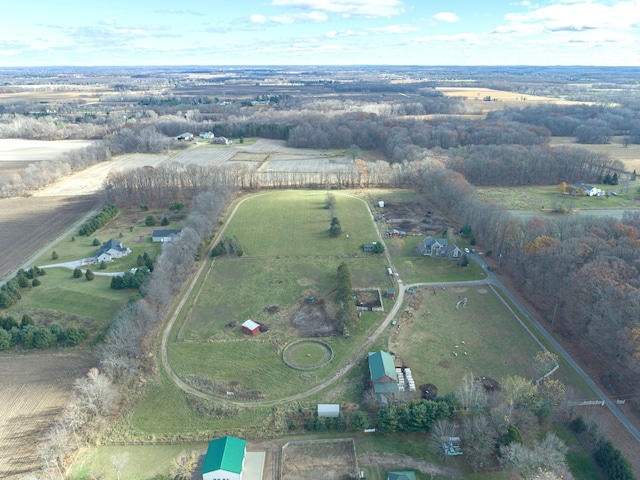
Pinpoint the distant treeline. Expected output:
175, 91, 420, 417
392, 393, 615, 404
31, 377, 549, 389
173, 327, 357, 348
487, 104, 640, 144
445, 144, 623, 186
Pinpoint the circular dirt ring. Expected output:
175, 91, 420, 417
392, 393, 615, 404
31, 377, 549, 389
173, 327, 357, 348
282, 339, 333, 370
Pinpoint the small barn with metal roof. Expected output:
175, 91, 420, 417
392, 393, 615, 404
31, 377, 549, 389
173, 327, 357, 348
242, 319, 260, 335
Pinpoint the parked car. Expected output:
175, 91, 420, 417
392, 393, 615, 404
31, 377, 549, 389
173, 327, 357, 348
610, 191, 618, 196
464, 247, 470, 253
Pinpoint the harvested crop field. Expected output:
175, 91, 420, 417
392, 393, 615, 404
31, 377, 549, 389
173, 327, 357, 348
550, 135, 640, 172
281, 439, 358, 480
171, 146, 237, 166
33, 153, 169, 197
0, 195, 98, 280
0, 352, 97, 479
0, 139, 94, 181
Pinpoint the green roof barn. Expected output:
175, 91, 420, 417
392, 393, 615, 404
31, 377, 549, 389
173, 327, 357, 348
202, 436, 246, 480
368, 350, 398, 394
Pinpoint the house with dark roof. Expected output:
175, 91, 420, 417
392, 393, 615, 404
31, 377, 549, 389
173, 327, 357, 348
152, 229, 182, 243
422, 237, 462, 259
95, 239, 131, 263
368, 350, 398, 404
202, 436, 246, 480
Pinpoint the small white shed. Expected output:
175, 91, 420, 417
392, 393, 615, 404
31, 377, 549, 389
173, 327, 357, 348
318, 404, 340, 417
378, 201, 385, 208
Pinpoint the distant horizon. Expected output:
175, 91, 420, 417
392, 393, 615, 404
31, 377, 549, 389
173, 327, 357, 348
1, 0, 638, 67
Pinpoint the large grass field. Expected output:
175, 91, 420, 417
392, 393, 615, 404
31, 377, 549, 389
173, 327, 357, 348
166, 190, 391, 403
391, 286, 543, 394
5, 267, 131, 324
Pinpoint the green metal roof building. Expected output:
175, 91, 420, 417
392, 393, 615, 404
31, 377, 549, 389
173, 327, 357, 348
368, 350, 398, 394
202, 436, 246, 480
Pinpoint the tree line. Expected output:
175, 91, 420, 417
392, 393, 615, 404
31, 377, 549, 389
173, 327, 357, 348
407, 167, 640, 389
487, 104, 640, 144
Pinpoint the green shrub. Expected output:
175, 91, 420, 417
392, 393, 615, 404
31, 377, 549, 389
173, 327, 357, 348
145, 215, 157, 226
31, 278, 41, 287
570, 416, 587, 434
92, 238, 101, 246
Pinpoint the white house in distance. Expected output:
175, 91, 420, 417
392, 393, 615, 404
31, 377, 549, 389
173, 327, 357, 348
152, 229, 182, 243
202, 436, 246, 480
95, 239, 131, 263
573, 183, 604, 197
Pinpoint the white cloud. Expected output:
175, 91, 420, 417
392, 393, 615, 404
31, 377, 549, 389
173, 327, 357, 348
432, 12, 460, 23
504, 1, 640, 32
271, 0, 405, 18
324, 24, 418, 37
102, 19, 116, 25
270, 11, 329, 23
250, 14, 268, 24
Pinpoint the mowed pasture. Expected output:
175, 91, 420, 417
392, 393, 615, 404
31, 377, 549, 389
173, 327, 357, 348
391, 286, 542, 395
0, 352, 96, 480
168, 190, 391, 402
0, 195, 98, 281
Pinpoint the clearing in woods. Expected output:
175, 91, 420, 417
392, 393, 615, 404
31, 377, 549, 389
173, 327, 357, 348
0, 352, 97, 480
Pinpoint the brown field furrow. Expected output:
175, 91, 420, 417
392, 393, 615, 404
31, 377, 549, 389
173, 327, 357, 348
0, 352, 97, 479
0, 195, 98, 280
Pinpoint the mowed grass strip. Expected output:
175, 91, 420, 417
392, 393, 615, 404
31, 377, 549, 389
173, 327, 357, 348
129, 370, 269, 436
6, 268, 130, 323
392, 286, 541, 394
69, 444, 205, 480
223, 190, 379, 257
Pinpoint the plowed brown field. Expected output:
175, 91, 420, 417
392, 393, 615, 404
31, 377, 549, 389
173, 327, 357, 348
0, 352, 97, 479
0, 195, 98, 280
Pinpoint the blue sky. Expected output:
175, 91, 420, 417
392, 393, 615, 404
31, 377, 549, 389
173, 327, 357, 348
0, 0, 638, 66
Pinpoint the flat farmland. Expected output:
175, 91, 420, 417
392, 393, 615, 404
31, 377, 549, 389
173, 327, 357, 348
0, 352, 97, 479
0, 139, 94, 181
240, 138, 340, 156
263, 155, 354, 173
171, 145, 237, 166
33, 153, 169, 197
0, 195, 98, 280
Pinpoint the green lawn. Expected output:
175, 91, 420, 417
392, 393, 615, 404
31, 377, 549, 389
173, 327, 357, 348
392, 287, 542, 394
69, 444, 205, 480
223, 190, 380, 257
157, 190, 391, 408
37, 209, 166, 268
390, 236, 487, 284
6, 268, 131, 324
